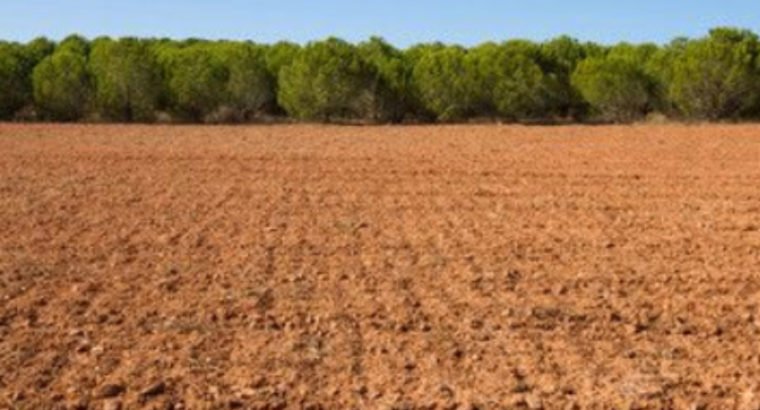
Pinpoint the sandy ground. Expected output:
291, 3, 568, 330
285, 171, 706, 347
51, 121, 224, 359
0, 123, 759, 409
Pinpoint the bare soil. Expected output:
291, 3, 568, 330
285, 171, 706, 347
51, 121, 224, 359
1, 124, 759, 409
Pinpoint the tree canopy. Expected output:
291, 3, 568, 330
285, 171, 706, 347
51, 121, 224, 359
669, 28, 760, 119
32, 47, 91, 121
3, 28, 760, 123
89, 38, 162, 122
278, 38, 374, 121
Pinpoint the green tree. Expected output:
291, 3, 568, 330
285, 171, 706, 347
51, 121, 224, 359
32, 48, 91, 121
539, 36, 597, 119
466, 41, 548, 121
57, 34, 89, 55
403, 43, 446, 120
670, 28, 760, 119
0, 38, 57, 120
358, 37, 411, 122
278, 38, 374, 121
411, 45, 472, 121
0, 43, 29, 119
89, 37, 162, 121
643, 39, 688, 115
265, 41, 300, 79
264, 41, 300, 114
571, 55, 657, 122
160, 44, 228, 121
219, 42, 274, 120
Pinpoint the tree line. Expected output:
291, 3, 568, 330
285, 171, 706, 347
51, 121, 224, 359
2, 27, 760, 124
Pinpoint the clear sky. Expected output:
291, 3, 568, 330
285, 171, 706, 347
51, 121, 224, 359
3, 1, 760, 47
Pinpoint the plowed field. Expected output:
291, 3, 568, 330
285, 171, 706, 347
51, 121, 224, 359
1, 124, 759, 409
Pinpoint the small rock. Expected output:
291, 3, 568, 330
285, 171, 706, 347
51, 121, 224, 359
103, 400, 123, 410
68, 328, 85, 337
564, 402, 580, 410
560, 385, 576, 396
236, 387, 257, 399
512, 380, 531, 393
97, 383, 126, 398
439, 384, 455, 399
91, 344, 105, 356
355, 385, 369, 396
77, 344, 92, 354
740, 389, 759, 410
525, 394, 543, 410
251, 376, 267, 388
69, 398, 89, 410
140, 381, 166, 399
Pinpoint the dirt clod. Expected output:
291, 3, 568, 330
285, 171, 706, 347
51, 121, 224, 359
140, 381, 166, 399
97, 384, 126, 398
102, 400, 123, 410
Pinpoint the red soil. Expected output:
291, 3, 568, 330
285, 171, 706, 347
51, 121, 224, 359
0, 124, 759, 409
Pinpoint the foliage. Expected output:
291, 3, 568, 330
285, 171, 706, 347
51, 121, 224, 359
0, 43, 29, 119
572, 55, 657, 122
264, 41, 300, 114
537, 36, 590, 119
33, 48, 91, 120
159, 44, 228, 121
4, 28, 760, 123
466, 41, 549, 121
278, 38, 374, 121
358, 37, 411, 122
89, 38, 162, 121
669, 28, 760, 119
220, 43, 275, 120
411, 45, 472, 121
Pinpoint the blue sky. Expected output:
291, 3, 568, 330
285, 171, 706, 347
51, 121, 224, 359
3, 1, 760, 47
